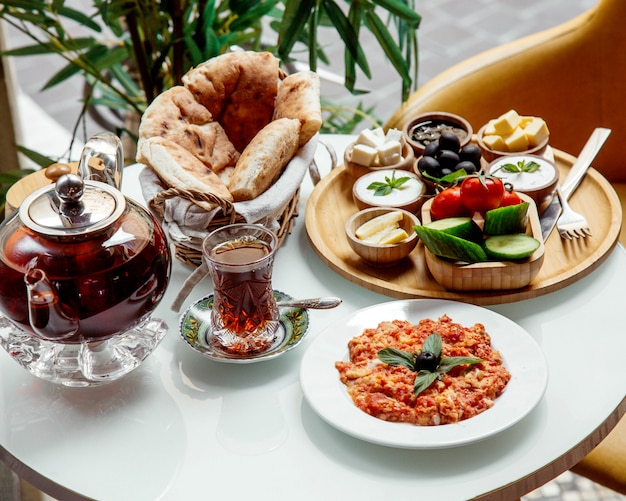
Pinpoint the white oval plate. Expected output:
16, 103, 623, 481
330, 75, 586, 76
299, 299, 548, 449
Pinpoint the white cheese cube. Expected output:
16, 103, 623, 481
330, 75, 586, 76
377, 140, 403, 165
385, 128, 403, 143
351, 143, 378, 166
371, 127, 386, 139
356, 128, 384, 148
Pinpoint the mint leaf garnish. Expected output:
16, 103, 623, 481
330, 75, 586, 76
377, 332, 483, 396
367, 170, 410, 196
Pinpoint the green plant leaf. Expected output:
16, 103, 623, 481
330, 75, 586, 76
364, 10, 411, 99
322, 0, 371, 78
371, 0, 421, 26
42, 43, 110, 89
16, 146, 57, 168
277, 0, 314, 59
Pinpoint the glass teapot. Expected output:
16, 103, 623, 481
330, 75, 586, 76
0, 132, 171, 386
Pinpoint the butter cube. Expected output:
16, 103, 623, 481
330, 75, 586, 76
523, 117, 550, 147
377, 140, 402, 165
504, 126, 530, 152
492, 110, 521, 135
357, 128, 384, 148
483, 119, 498, 136
482, 134, 507, 151
351, 143, 378, 166
385, 128, 403, 143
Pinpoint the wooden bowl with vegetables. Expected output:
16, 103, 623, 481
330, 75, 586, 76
416, 175, 545, 291
345, 208, 420, 266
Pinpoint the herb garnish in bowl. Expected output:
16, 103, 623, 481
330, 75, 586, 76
367, 170, 411, 196
377, 333, 483, 396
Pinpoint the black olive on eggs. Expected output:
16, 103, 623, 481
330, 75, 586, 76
415, 351, 440, 372
438, 131, 461, 153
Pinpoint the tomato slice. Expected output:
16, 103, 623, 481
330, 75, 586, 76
430, 186, 472, 220
460, 175, 505, 213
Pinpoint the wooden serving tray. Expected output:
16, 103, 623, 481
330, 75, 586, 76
305, 149, 622, 305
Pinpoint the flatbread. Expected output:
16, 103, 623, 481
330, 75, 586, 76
136, 86, 240, 172
228, 118, 301, 201
182, 51, 279, 152
139, 137, 233, 211
272, 71, 322, 146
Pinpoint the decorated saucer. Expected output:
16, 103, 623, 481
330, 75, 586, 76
179, 290, 310, 363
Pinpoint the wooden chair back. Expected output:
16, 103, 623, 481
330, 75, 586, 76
386, 0, 626, 183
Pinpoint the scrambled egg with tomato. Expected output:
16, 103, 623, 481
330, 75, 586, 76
335, 315, 511, 426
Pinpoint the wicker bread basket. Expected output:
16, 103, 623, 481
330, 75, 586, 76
149, 185, 301, 267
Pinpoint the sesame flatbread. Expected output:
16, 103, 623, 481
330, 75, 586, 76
182, 51, 280, 152
136, 86, 240, 172
272, 71, 322, 146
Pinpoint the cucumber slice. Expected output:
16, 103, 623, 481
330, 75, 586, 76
484, 234, 540, 260
414, 226, 488, 263
425, 217, 482, 242
484, 202, 529, 235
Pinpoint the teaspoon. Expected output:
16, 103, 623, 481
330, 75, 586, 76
277, 297, 342, 309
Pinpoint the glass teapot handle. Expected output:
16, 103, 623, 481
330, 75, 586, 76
78, 131, 124, 190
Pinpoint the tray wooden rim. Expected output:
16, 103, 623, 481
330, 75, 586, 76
305, 149, 622, 305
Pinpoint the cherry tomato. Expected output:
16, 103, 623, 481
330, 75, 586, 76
460, 175, 505, 213
430, 186, 471, 220
500, 189, 522, 207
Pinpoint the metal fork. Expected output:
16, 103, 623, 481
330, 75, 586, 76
556, 185, 591, 239
555, 127, 611, 239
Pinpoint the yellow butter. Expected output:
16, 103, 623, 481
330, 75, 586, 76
484, 119, 498, 136
482, 134, 507, 151
523, 117, 550, 147
492, 109, 521, 135
504, 126, 530, 152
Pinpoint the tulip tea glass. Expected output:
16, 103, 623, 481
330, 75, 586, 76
202, 224, 280, 355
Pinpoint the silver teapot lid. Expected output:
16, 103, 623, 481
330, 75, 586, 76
19, 132, 126, 238
20, 174, 126, 238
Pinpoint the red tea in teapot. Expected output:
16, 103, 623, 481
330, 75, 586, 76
0, 203, 170, 343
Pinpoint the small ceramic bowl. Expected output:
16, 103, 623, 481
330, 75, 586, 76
344, 139, 415, 179
477, 124, 549, 163
402, 112, 473, 157
488, 154, 559, 213
345, 207, 420, 266
352, 168, 426, 213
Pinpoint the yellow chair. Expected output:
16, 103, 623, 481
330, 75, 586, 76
386, 0, 626, 494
